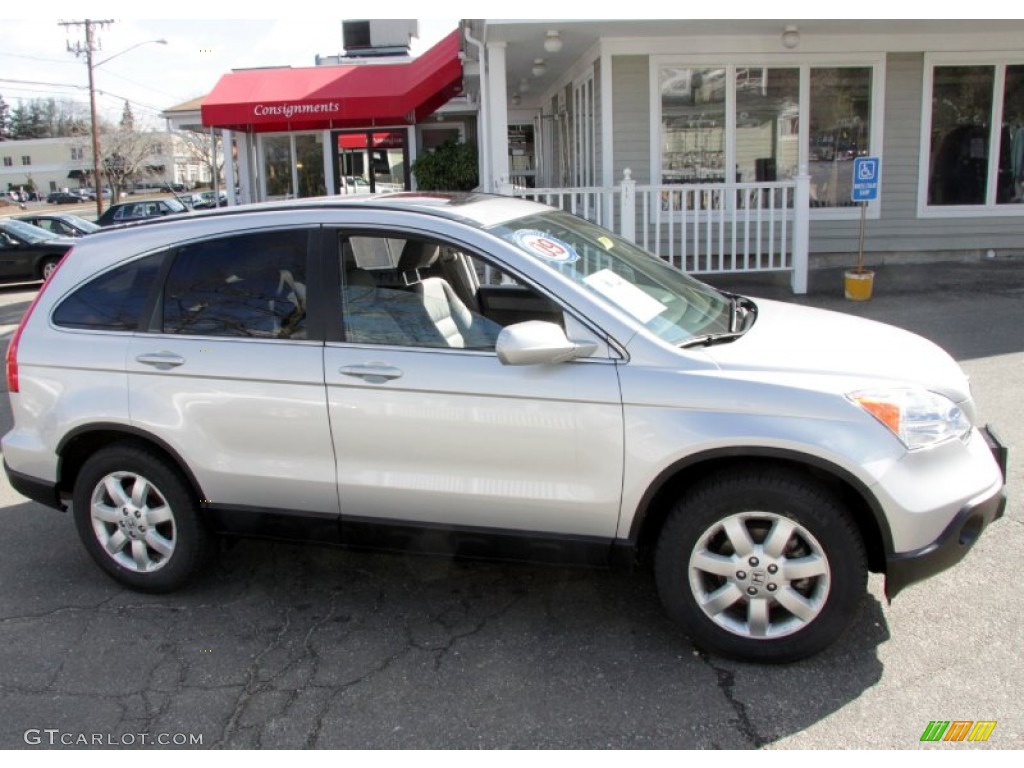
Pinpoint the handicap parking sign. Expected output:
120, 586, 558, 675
852, 157, 880, 202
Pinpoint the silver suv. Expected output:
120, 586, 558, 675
2, 193, 1007, 662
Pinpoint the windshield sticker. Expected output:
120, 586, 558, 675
597, 236, 615, 250
583, 269, 667, 324
513, 230, 579, 264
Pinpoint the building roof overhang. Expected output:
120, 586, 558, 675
200, 29, 462, 133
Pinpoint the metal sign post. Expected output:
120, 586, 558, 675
851, 157, 880, 272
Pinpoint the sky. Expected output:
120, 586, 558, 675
0, 8, 459, 129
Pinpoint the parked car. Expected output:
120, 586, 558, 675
15, 213, 101, 238
188, 190, 228, 209
0, 219, 74, 281
2, 193, 1006, 662
46, 191, 88, 204
77, 187, 112, 200
96, 197, 189, 226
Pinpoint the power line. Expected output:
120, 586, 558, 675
0, 51, 79, 66
0, 78, 165, 115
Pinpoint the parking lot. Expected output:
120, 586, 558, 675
0, 257, 1021, 749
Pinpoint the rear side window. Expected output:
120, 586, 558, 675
52, 253, 162, 331
162, 230, 309, 339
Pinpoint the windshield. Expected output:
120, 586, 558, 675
490, 211, 732, 344
164, 198, 188, 213
2, 219, 57, 244
63, 215, 100, 233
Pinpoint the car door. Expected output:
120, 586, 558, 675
126, 227, 339, 520
323, 228, 625, 542
0, 230, 32, 279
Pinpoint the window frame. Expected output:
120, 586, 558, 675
917, 51, 1024, 218
651, 52, 886, 220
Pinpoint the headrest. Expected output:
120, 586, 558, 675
397, 240, 440, 273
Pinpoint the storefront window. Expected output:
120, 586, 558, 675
735, 67, 800, 184
295, 134, 326, 198
809, 67, 871, 207
923, 61, 1024, 209
659, 62, 877, 211
263, 135, 293, 200
927, 66, 994, 206
1000, 65, 1024, 205
660, 67, 727, 184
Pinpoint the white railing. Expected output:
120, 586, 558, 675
511, 169, 809, 294
511, 185, 618, 230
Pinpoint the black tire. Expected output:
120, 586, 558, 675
654, 467, 867, 663
37, 255, 61, 281
72, 444, 211, 592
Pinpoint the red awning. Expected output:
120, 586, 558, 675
201, 29, 462, 133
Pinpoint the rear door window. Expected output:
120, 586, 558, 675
161, 230, 309, 339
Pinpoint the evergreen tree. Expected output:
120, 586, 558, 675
0, 93, 10, 140
9, 97, 89, 139
120, 100, 135, 131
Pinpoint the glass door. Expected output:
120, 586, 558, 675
333, 130, 410, 195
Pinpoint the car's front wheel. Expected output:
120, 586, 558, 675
72, 445, 210, 592
655, 467, 867, 663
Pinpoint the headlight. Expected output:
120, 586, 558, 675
848, 388, 971, 450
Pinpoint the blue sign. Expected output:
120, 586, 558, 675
852, 157, 880, 202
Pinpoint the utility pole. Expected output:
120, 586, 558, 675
60, 19, 114, 220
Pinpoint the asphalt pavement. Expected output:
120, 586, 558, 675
0, 256, 1021, 749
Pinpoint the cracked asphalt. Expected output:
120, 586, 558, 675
1, 258, 1022, 749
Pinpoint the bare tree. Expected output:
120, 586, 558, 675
174, 129, 225, 187
100, 126, 163, 204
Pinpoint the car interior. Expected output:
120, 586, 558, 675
340, 235, 564, 349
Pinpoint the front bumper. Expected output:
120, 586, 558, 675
885, 425, 1007, 600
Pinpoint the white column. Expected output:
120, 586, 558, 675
322, 130, 335, 196
222, 129, 235, 206
619, 168, 636, 243
486, 41, 510, 194
600, 49, 614, 225
236, 132, 255, 204
791, 165, 810, 295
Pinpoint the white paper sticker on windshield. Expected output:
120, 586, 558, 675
583, 269, 667, 324
513, 229, 579, 264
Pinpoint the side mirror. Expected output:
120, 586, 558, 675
495, 321, 598, 366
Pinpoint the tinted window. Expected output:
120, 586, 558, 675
53, 253, 162, 331
163, 230, 309, 339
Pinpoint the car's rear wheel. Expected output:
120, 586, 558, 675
38, 256, 61, 281
655, 467, 867, 663
72, 445, 210, 592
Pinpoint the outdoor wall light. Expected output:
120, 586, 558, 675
532, 58, 546, 77
782, 25, 800, 49
543, 30, 562, 53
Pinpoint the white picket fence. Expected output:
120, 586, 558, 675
513, 169, 810, 293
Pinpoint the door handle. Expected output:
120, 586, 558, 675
339, 364, 403, 383
135, 352, 186, 370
